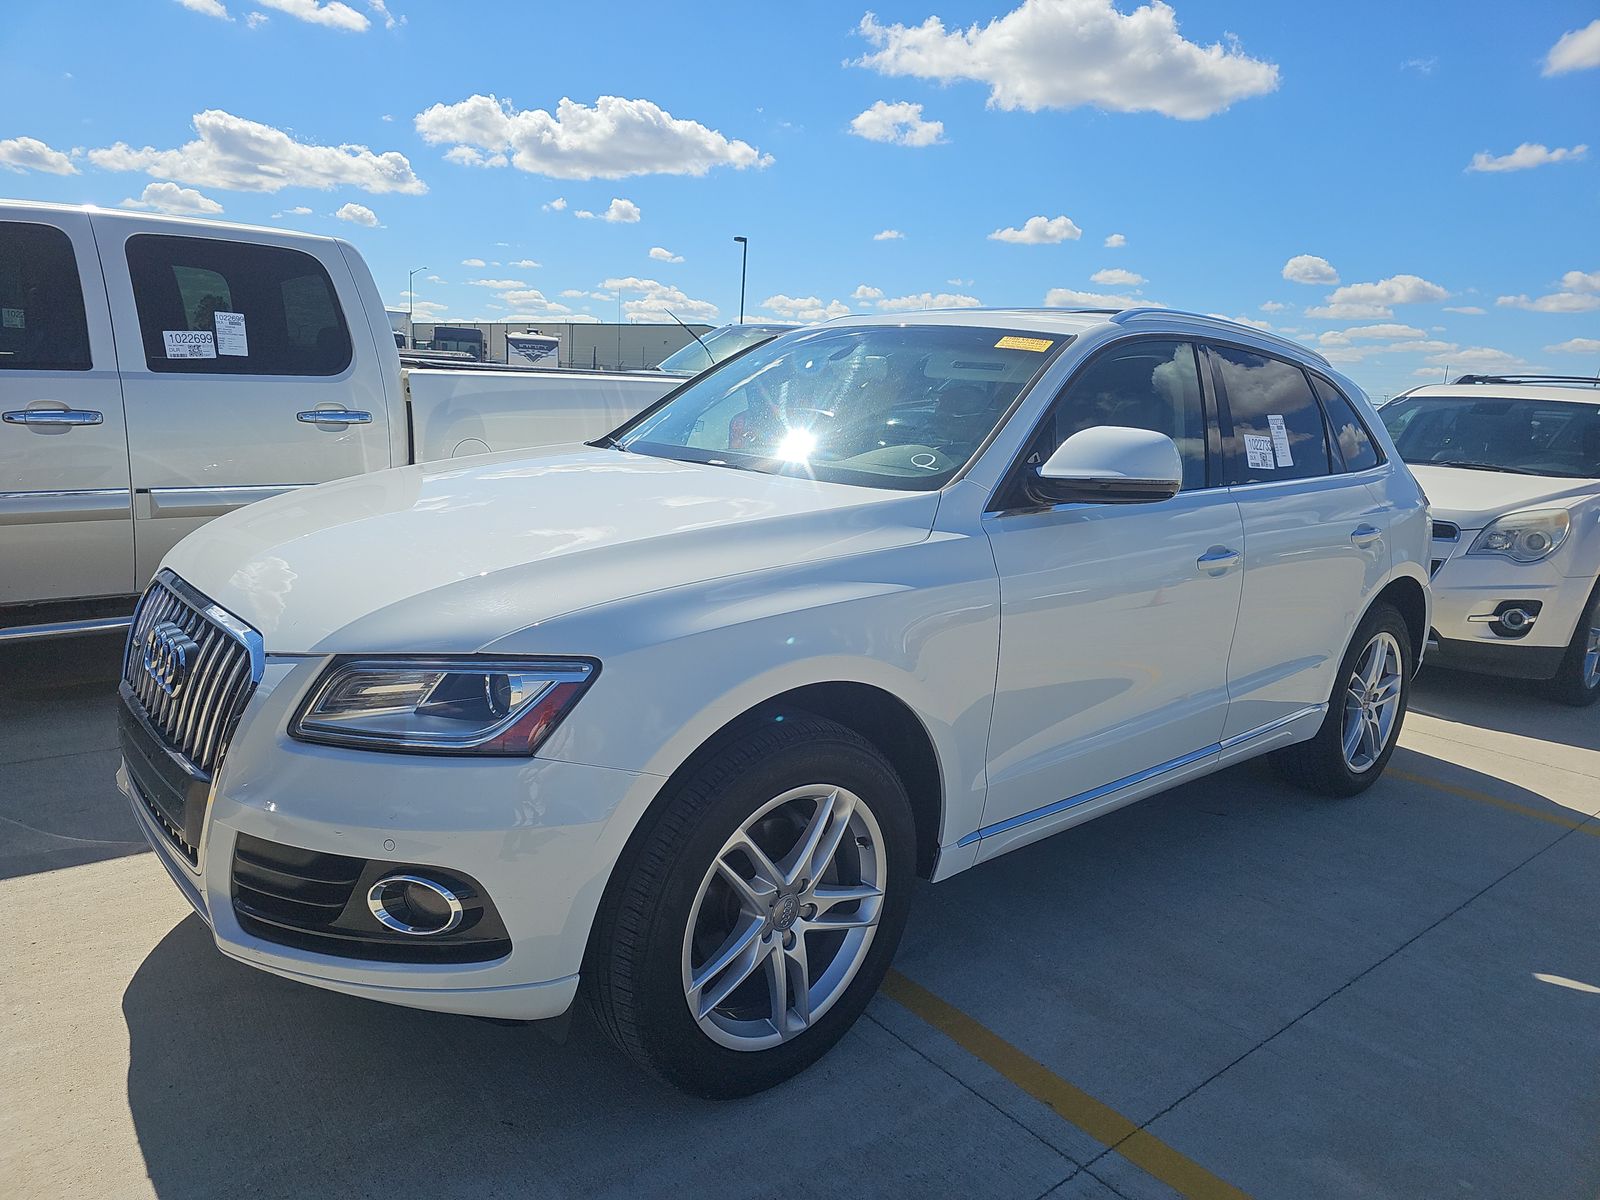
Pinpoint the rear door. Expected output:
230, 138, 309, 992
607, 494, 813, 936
92, 215, 395, 584
1210, 344, 1391, 740
0, 213, 135, 607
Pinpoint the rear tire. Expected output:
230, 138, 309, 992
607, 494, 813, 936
1546, 580, 1600, 708
586, 714, 916, 1098
1275, 602, 1413, 797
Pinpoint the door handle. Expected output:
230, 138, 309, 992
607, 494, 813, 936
3, 409, 103, 427
297, 409, 373, 425
1351, 524, 1383, 547
1197, 546, 1242, 574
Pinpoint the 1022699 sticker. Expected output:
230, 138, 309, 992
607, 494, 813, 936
163, 330, 217, 359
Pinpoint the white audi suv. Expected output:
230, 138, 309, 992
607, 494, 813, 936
117, 309, 1431, 1096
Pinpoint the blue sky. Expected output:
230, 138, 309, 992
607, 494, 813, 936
2, 0, 1597, 398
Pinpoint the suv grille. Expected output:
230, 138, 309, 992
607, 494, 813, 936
122, 571, 261, 775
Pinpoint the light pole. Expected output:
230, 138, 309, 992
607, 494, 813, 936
407, 265, 427, 347
733, 235, 747, 325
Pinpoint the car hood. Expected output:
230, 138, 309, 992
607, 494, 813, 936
1410, 464, 1599, 528
163, 445, 940, 653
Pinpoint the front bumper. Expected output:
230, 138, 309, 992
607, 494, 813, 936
121, 656, 664, 1021
1424, 539, 1590, 679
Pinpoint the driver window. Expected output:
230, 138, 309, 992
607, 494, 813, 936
1026, 339, 1208, 491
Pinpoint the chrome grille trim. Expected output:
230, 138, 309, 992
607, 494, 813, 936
122, 570, 264, 777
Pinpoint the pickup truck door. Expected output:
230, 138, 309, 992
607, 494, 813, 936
91, 214, 397, 585
0, 212, 135, 607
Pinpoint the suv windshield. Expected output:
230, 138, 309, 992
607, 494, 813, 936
617, 324, 1066, 491
1380, 395, 1600, 479
656, 324, 793, 375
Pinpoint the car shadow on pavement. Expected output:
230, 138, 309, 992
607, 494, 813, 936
1410, 665, 1600, 754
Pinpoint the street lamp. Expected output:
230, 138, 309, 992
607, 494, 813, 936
733, 236, 747, 325
407, 265, 427, 348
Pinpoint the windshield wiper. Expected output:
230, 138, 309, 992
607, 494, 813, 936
588, 433, 628, 453
1416, 459, 1537, 475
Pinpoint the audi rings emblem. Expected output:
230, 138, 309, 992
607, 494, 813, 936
142, 621, 200, 696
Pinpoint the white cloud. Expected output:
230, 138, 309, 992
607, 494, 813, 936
648, 246, 684, 263
575, 197, 641, 223
1558, 270, 1600, 293
1210, 313, 1272, 330
1259, 300, 1286, 312
1467, 142, 1587, 173
1318, 323, 1427, 344
176, 0, 231, 19
763, 294, 851, 322
1305, 274, 1449, 319
466, 278, 528, 288
272, 205, 313, 217
246, 10, 268, 26
118, 182, 224, 215
368, 0, 400, 29
1400, 56, 1437, 74
854, 0, 1279, 120
1103, 232, 1126, 248
333, 200, 378, 226
1282, 254, 1339, 285
510, 258, 541, 268
873, 229, 904, 241
1425, 346, 1527, 371
444, 145, 508, 169
416, 93, 771, 180
1546, 337, 1600, 355
876, 291, 982, 311
1091, 267, 1144, 287
494, 288, 576, 317
602, 275, 719, 323
1495, 291, 1600, 314
543, 197, 567, 211
461, 257, 486, 267
1044, 287, 1155, 308
559, 289, 588, 299
849, 100, 946, 147
258, 0, 368, 32
1443, 305, 1485, 315
1543, 18, 1600, 76
852, 284, 884, 301
990, 214, 1082, 245
0, 135, 78, 176
86, 109, 424, 194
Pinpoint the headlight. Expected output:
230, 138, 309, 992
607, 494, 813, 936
1467, 509, 1570, 563
291, 658, 597, 755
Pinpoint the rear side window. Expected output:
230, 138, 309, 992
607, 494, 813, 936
125, 234, 351, 376
1212, 346, 1331, 483
1311, 375, 1382, 472
0, 221, 91, 371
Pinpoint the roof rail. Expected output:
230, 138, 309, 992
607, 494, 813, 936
1110, 307, 1330, 365
1451, 373, 1600, 388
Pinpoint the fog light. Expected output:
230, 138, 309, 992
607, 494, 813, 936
366, 874, 465, 936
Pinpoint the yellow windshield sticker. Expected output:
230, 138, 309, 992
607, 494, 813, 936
995, 335, 1053, 352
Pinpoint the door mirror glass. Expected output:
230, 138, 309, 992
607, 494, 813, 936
1033, 426, 1183, 505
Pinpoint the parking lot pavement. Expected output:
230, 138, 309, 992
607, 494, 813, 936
2, 638, 1597, 1200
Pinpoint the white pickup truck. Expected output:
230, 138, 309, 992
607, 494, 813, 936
0, 200, 780, 639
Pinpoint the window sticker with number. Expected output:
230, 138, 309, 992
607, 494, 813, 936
1244, 433, 1276, 470
213, 311, 248, 356
2, 308, 23, 329
164, 330, 216, 359
1266, 413, 1294, 466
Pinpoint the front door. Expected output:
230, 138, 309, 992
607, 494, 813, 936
0, 213, 135, 608
979, 339, 1244, 856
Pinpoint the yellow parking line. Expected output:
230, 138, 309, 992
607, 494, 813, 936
881, 970, 1253, 1200
1388, 768, 1600, 837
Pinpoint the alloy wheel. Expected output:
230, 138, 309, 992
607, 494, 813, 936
1342, 631, 1403, 773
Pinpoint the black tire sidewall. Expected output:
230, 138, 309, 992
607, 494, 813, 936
1551, 580, 1600, 707
1327, 604, 1412, 789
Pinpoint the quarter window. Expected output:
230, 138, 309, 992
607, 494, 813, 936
1311, 375, 1382, 472
126, 234, 352, 376
0, 221, 92, 371
1024, 339, 1208, 492
1212, 346, 1331, 483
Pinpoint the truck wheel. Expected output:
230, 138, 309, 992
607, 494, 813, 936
1275, 602, 1413, 797
587, 714, 916, 1098
1547, 581, 1600, 708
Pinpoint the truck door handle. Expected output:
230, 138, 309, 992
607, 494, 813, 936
1197, 546, 1242, 574
1351, 524, 1383, 547
297, 409, 372, 425
3, 409, 104, 427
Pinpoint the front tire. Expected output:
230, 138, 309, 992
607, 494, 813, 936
587, 714, 916, 1098
1547, 581, 1600, 708
1275, 602, 1413, 796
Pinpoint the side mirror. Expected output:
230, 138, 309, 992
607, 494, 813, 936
1031, 426, 1184, 505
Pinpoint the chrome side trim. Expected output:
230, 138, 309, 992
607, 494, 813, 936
145, 484, 298, 519
0, 488, 131, 525
960, 705, 1329, 848
0, 614, 133, 643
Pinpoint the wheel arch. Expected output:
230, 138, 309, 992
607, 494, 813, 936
1371, 572, 1428, 668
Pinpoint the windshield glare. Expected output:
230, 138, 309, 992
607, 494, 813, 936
619, 325, 1066, 490
656, 324, 790, 375
1380, 395, 1600, 479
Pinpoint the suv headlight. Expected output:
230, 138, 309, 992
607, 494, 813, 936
291, 658, 597, 755
1467, 509, 1570, 563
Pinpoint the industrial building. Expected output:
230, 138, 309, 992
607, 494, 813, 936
393, 318, 714, 371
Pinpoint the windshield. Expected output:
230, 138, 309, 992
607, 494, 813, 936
617, 324, 1066, 491
656, 324, 791, 375
1379, 395, 1600, 479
